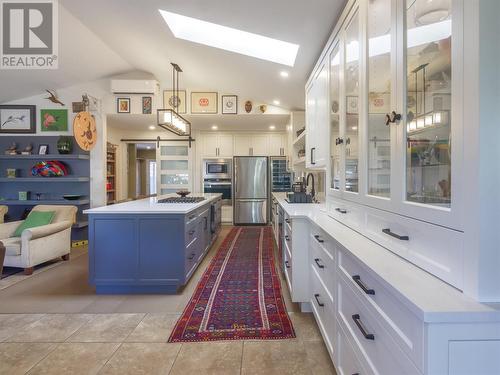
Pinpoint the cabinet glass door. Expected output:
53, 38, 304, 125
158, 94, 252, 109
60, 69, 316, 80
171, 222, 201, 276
330, 43, 341, 190
367, 0, 392, 198
405, 0, 452, 207
157, 143, 191, 195
344, 11, 360, 193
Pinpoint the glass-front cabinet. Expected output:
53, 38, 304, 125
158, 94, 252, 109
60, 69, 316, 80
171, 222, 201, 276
328, 0, 461, 230
157, 143, 192, 196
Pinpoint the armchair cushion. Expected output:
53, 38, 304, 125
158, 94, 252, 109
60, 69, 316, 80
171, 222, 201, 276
13, 211, 55, 237
2, 237, 21, 256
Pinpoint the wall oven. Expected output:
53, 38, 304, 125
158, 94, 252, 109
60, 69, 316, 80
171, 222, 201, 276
203, 159, 232, 180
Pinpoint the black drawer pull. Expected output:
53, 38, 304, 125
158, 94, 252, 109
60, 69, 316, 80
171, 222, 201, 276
382, 228, 409, 241
314, 235, 324, 243
314, 258, 325, 269
314, 293, 324, 307
188, 253, 195, 260
285, 260, 291, 269
352, 275, 375, 295
285, 235, 290, 241
188, 215, 196, 221
285, 218, 290, 223
352, 314, 375, 340
335, 208, 347, 214
188, 230, 196, 235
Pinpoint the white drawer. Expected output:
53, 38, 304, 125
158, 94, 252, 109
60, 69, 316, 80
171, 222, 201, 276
310, 233, 335, 296
363, 205, 464, 289
310, 265, 335, 355
327, 197, 365, 233
336, 323, 368, 375
337, 249, 424, 371
309, 224, 335, 258
337, 276, 420, 375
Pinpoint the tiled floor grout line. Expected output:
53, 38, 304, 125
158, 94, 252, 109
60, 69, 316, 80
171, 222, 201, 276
240, 340, 245, 375
167, 342, 183, 375
23, 341, 63, 375
95, 341, 123, 374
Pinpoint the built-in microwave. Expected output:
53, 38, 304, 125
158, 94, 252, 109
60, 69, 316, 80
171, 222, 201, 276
203, 159, 232, 180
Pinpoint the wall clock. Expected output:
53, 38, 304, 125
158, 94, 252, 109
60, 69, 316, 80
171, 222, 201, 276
73, 111, 97, 151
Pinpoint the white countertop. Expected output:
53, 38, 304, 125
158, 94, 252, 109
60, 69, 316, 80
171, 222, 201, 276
272, 192, 500, 323
84, 193, 222, 215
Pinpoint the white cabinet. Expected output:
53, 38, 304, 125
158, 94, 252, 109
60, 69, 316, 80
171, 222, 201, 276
233, 134, 251, 156
251, 134, 269, 156
306, 61, 329, 169
268, 134, 287, 156
202, 134, 234, 157
323, 0, 462, 231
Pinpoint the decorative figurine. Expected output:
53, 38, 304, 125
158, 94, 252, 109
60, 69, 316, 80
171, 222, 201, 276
244, 100, 253, 113
21, 144, 33, 155
4, 142, 17, 155
259, 104, 267, 113
45, 89, 65, 106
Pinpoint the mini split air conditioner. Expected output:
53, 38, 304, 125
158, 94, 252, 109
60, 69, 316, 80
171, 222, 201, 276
110, 79, 160, 95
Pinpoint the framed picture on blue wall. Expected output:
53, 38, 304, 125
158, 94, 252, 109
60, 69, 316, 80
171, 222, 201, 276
0, 105, 36, 133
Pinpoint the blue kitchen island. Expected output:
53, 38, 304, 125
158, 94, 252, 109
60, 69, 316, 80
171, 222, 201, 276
84, 194, 222, 294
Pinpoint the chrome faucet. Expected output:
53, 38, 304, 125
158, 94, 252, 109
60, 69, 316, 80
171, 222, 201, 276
306, 173, 315, 201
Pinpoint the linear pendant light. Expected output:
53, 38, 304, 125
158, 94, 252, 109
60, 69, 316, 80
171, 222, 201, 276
157, 63, 191, 137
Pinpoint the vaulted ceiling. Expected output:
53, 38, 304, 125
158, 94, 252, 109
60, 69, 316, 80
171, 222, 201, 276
0, 0, 346, 110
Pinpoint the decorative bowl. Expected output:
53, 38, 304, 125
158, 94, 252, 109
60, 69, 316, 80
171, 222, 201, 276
176, 190, 191, 198
63, 194, 82, 201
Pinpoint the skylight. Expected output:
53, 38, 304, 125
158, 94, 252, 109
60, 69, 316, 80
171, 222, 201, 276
159, 10, 300, 67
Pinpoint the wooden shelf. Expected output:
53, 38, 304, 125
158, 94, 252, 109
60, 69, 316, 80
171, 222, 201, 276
0, 177, 90, 182
1, 199, 90, 206
0, 154, 89, 160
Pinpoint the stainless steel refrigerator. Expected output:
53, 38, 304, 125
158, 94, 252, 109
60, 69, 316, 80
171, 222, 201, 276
233, 156, 268, 225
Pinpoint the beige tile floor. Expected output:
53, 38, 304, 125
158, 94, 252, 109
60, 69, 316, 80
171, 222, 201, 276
0, 226, 336, 374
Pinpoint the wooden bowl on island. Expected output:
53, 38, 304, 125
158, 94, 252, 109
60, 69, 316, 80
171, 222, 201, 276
176, 190, 191, 198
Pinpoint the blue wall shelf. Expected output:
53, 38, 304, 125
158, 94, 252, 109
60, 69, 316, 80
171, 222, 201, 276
0, 136, 91, 240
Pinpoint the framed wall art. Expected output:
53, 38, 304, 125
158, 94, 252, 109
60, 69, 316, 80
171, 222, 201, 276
191, 92, 218, 114
142, 96, 152, 114
41, 109, 68, 131
117, 98, 130, 113
0, 105, 36, 134
222, 95, 238, 114
163, 90, 186, 114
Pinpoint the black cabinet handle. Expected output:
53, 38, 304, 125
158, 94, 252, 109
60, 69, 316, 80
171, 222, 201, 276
285, 235, 290, 241
188, 253, 195, 260
314, 234, 324, 243
385, 111, 402, 126
314, 294, 324, 307
352, 314, 375, 340
382, 228, 409, 241
188, 215, 196, 221
352, 275, 375, 295
310, 147, 316, 165
188, 230, 195, 235
335, 208, 347, 214
285, 218, 290, 223
285, 261, 290, 269
314, 258, 324, 269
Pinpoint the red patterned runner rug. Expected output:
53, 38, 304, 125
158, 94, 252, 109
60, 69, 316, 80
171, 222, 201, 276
168, 226, 296, 342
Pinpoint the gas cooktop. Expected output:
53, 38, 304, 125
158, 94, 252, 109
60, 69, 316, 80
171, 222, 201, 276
157, 197, 206, 204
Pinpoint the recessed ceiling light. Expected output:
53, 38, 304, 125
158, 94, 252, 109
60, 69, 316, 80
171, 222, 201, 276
269, 125, 276, 130
148, 125, 156, 130
211, 125, 218, 130
146, 146, 151, 150
159, 10, 299, 66
280, 71, 289, 78
273, 100, 280, 105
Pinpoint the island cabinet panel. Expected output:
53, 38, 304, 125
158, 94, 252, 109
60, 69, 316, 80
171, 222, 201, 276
88, 213, 206, 294
138, 217, 185, 282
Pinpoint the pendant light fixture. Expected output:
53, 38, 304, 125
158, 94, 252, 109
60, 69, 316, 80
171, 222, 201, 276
157, 63, 191, 137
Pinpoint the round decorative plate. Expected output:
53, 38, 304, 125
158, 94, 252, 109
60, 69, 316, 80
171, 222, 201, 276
73, 111, 97, 151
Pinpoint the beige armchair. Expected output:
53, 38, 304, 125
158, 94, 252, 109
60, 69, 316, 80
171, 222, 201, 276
0, 205, 7, 223
0, 205, 77, 275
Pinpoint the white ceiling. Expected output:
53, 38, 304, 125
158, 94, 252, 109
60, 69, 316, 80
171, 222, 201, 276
107, 113, 290, 132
